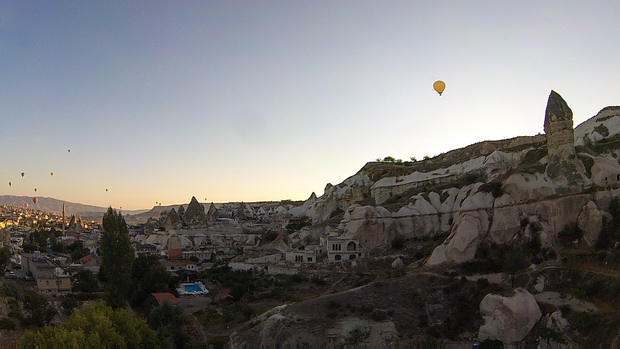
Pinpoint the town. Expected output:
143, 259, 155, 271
0, 196, 369, 346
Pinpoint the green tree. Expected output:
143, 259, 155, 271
22, 291, 57, 327
502, 251, 528, 287
0, 247, 12, 271
73, 270, 99, 293
101, 207, 134, 309
148, 302, 187, 347
21, 301, 158, 346
130, 254, 172, 307
61, 294, 81, 315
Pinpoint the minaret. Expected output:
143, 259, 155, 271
62, 202, 66, 236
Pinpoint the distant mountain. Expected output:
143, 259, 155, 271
0, 195, 148, 220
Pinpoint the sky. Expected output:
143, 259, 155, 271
1, 1, 619, 210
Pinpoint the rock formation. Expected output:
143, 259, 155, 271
184, 196, 206, 228
478, 288, 542, 343
206, 202, 219, 221
544, 90, 575, 158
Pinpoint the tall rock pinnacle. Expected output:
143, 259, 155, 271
544, 90, 575, 157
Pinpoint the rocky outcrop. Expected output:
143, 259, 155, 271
578, 201, 603, 246
544, 90, 575, 158
339, 205, 395, 249
184, 196, 206, 227
206, 202, 219, 221
479, 288, 542, 343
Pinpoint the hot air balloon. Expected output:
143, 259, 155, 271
8, 182, 11, 186
33, 198, 38, 205
21, 172, 25, 177
433, 80, 446, 96
50, 172, 54, 176
23, 203, 28, 208
106, 189, 108, 192
34, 188, 37, 192
68, 149, 71, 153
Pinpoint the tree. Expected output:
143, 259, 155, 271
502, 251, 528, 287
148, 302, 188, 347
101, 207, 134, 308
73, 270, 99, 293
130, 254, 172, 307
22, 291, 57, 327
0, 247, 11, 271
21, 301, 158, 346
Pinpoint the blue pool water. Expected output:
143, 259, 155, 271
183, 284, 202, 293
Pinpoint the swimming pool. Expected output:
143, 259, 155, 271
177, 282, 209, 295
182, 284, 202, 293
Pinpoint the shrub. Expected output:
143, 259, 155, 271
1, 281, 18, 298
371, 310, 388, 321
327, 300, 341, 310
558, 222, 583, 246
574, 311, 599, 332
344, 328, 370, 344
391, 236, 405, 249
0, 317, 15, 331
263, 231, 279, 242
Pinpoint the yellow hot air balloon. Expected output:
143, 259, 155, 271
433, 80, 446, 96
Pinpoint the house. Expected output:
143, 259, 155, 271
78, 253, 100, 274
151, 292, 179, 306
326, 237, 365, 262
22, 253, 71, 294
285, 248, 317, 264
160, 259, 197, 273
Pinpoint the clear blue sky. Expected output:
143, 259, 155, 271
1, 1, 618, 209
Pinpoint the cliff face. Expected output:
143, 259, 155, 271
292, 93, 620, 264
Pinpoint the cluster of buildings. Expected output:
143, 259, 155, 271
0, 197, 366, 297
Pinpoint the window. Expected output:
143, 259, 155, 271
308, 257, 312, 262
347, 241, 356, 251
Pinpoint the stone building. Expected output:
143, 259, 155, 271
326, 237, 364, 262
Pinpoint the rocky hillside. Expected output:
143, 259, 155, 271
235, 91, 620, 346
291, 92, 620, 261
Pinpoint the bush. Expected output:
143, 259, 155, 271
391, 236, 405, 249
558, 222, 583, 246
574, 311, 599, 332
344, 328, 370, 344
1, 281, 18, 298
263, 231, 279, 242
0, 317, 15, 331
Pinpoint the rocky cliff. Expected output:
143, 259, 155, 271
290, 92, 620, 265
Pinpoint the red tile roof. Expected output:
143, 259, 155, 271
167, 249, 182, 259
79, 254, 97, 264
152, 292, 179, 306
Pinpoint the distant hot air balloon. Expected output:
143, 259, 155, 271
68, 149, 71, 153
50, 172, 54, 176
21, 172, 25, 177
106, 188, 108, 192
8, 182, 11, 186
34, 188, 37, 192
433, 80, 446, 96
23, 203, 28, 208
33, 198, 38, 205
